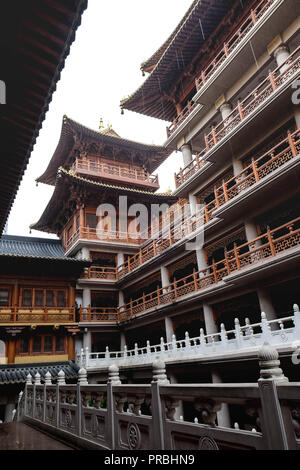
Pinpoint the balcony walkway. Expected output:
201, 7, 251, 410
0, 422, 74, 450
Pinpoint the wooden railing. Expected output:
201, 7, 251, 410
80, 307, 119, 322
0, 307, 75, 323
118, 218, 300, 321
72, 158, 159, 186
205, 47, 300, 150
166, 100, 198, 138
65, 226, 145, 250
119, 129, 300, 278
82, 266, 117, 280
175, 47, 300, 188
195, 0, 276, 91
117, 210, 205, 278
166, 0, 277, 139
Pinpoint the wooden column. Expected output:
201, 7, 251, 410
7, 338, 16, 364
69, 285, 75, 308
12, 282, 18, 306
68, 336, 75, 361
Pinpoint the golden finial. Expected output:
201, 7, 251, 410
99, 117, 104, 131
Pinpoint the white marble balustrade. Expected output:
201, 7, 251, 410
76, 305, 300, 370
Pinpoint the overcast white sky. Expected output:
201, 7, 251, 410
7, 0, 192, 238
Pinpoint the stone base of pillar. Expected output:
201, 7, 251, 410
212, 370, 231, 428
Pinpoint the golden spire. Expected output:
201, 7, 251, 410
99, 117, 104, 131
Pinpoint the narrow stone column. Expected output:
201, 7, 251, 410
83, 330, 92, 350
161, 266, 170, 293
196, 247, 207, 273
117, 252, 125, 266
232, 156, 244, 176
211, 369, 231, 428
188, 194, 198, 215
82, 288, 91, 307
120, 331, 126, 349
274, 45, 290, 72
219, 102, 232, 121
257, 287, 277, 321
203, 303, 218, 335
181, 143, 193, 168
244, 219, 261, 248
165, 317, 174, 343
118, 290, 125, 310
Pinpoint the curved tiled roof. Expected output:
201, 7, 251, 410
37, 116, 172, 185
0, 361, 79, 385
0, 235, 66, 259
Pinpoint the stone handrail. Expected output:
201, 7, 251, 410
17, 347, 300, 450
77, 307, 300, 369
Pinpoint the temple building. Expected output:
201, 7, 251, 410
1, 0, 300, 430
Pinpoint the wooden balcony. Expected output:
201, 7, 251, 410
166, 0, 277, 139
71, 158, 159, 190
65, 226, 145, 251
0, 307, 75, 324
195, 0, 275, 92
118, 217, 300, 321
82, 266, 117, 280
79, 307, 119, 322
204, 47, 300, 150
119, 130, 300, 278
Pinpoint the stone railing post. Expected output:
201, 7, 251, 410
292, 304, 300, 337
57, 370, 66, 385
17, 391, 23, 421
257, 343, 292, 449
200, 328, 206, 353
76, 367, 87, 437
220, 324, 228, 349
151, 360, 169, 450
43, 372, 51, 422
261, 312, 273, 343
78, 367, 88, 385
234, 318, 243, 348
107, 365, 121, 450
24, 373, 32, 416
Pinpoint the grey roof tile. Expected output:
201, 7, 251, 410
0, 235, 66, 259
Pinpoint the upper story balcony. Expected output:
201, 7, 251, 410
81, 266, 118, 281
0, 307, 76, 325
118, 217, 300, 321
118, 129, 300, 279
166, 0, 295, 141
65, 226, 145, 253
174, 47, 300, 190
71, 158, 159, 191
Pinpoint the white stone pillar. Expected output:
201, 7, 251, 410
117, 252, 125, 266
219, 102, 232, 121
188, 194, 198, 216
120, 332, 126, 349
168, 372, 184, 420
161, 266, 170, 293
232, 156, 244, 176
4, 403, 15, 423
83, 330, 92, 350
257, 287, 277, 321
274, 45, 290, 72
244, 219, 261, 248
82, 288, 91, 307
165, 317, 174, 343
118, 290, 125, 308
203, 303, 218, 335
81, 247, 90, 260
196, 248, 208, 273
181, 143, 193, 168
211, 369, 231, 428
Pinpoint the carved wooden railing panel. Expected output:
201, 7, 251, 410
65, 226, 145, 250
195, 0, 276, 91
82, 266, 117, 280
118, 218, 300, 320
72, 158, 159, 186
175, 47, 300, 188
0, 307, 75, 324
80, 307, 119, 322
